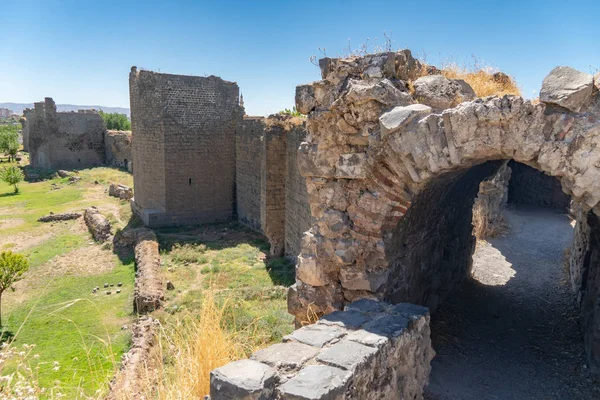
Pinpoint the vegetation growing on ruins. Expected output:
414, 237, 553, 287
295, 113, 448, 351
99, 110, 131, 131
135, 224, 295, 397
279, 106, 305, 117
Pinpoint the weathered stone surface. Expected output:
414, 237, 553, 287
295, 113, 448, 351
212, 300, 434, 399
210, 359, 276, 400
540, 66, 594, 112
283, 324, 347, 348
251, 342, 319, 371
84, 207, 112, 242
37, 212, 81, 222
413, 75, 475, 111
277, 365, 350, 399
317, 310, 370, 329
379, 104, 432, 136
296, 84, 317, 115
109, 183, 133, 200
316, 339, 378, 371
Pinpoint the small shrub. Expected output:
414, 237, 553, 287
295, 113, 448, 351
0, 165, 24, 193
0, 251, 29, 326
279, 106, 304, 117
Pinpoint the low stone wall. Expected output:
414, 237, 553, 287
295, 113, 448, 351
472, 161, 511, 237
106, 316, 159, 399
132, 228, 164, 314
210, 299, 434, 399
84, 207, 112, 242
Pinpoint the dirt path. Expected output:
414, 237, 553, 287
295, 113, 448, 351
425, 206, 600, 400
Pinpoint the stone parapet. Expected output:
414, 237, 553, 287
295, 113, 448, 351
210, 299, 434, 400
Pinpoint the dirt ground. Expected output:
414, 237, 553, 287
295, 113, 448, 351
425, 206, 600, 400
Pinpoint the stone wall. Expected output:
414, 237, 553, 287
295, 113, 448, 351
105, 130, 132, 171
235, 115, 311, 257
236, 117, 264, 230
508, 160, 571, 210
285, 122, 312, 257
292, 51, 600, 371
472, 161, 511, 237
129, 68, 243, 227
27, 98, 107, 170
210, 299, 434, 400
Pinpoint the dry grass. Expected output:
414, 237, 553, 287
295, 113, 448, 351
472, 203, 509, 240
135, 291, 255, 399
441, 66, 521, 97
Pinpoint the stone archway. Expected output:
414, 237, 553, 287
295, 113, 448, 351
289, 51, 600, 371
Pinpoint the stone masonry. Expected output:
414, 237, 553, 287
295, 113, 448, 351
236, 115, 312, 256
210, 299, 434, 400
291, 51, 600, 371
129, 68, 243, 227
26, 98, 107, 170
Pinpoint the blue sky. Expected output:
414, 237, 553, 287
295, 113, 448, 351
1, 0, 598, 116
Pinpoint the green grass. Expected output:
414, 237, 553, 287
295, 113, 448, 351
0, 163, 136, 397
157, 224, 295, 352
2, 260, 135, 397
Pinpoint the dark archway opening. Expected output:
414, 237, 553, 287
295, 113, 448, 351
383, 160, 600, 399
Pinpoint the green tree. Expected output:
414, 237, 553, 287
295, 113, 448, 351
0, 165, 24, 193
0, 127, 19, 162
0, 251, 29, 326
99, 111, 131, 131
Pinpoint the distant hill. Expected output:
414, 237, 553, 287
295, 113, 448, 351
0, 102, 130, 117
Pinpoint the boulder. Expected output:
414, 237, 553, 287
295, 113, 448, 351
109, 183, 134, 200
57, 170, 73, 178
413, 75, 476, 111
540, 66, 594, 112
295, 84, 316, 115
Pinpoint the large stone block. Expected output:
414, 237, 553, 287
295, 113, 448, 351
540, 66, 594, 112
210, 359, 276, 400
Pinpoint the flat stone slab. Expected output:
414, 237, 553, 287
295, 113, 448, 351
283, 324, 347, 348
389, 303, 430, 320
277, 365, 351, 400
346, 314, 411, 348
317, 310, 370, 330
251, 342, 319, 370
344, 298, 390, 314
316, 339, 378, 371
210, 359, 276, 400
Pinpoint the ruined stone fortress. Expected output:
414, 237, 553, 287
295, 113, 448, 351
128, 67, 311, 257
22, 48, 600, 398
22, 97, 131, 170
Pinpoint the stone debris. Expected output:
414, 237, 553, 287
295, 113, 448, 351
166, 280, 175, 290
540, 66, 594, 112
84, 207, 112, 242
211, 300, 434, 399
57, 170, 73, 178
108, 183, 133, 200
37, 212, 82, 223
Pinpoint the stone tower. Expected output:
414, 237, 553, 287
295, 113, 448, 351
129, 67, 243, 227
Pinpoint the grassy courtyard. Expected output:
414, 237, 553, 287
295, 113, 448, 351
0, 162, 135, 398
0, 161, 295, 398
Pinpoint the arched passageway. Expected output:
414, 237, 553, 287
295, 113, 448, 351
423, 162, 599, 399
290, 50, 600, 379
